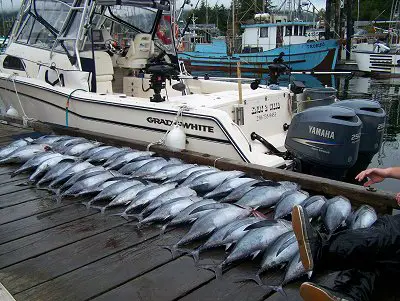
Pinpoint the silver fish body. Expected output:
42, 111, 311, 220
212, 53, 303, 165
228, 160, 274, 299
0, 144, 51, 164
37, 160, 76, 186
63, 142, 100, 156
259, 231, 298, 273
223, 219, 292, 266
32, 135, 65, 145
143, 164, 196, 181
139, 196, 201, 226
123, 183, 177, 213
62, 171, 118, 197
0, 138, 32, 158
274, 190, 309, 219
49, 161, 94, 188
91, 180, 144, 204
53, 137, 88, 152
118, 158, 161, 175
80, 145, 111, 160
87, 147, 124, 163
107, 183, 150, 208
220, 180, 261, 203
176, 205, 251, 246
164, 166, 215, 184
347, 205, 377, 230
282, 252, 308, 285
102, 149, 133, 166
179, 169, 219, 186
12, 152, 62, 176
141, 187, 197, 216
236, 181, 298, 209
59, 167, 105, 192
186, 170, 245, 193
130, 159, 172, 178
204, 177, 257, 199
300, 195, 327, 219
105, 151, 154, 170
29, 156, 76, 182
321, 196, 352, 234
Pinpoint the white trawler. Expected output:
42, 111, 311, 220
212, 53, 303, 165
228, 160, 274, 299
0, 0, 387, 180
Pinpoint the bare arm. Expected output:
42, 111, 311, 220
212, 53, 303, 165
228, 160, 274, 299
355, 167, 400, 187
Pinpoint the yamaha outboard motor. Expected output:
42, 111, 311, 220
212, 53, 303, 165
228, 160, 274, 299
332, 99, 386, 182
285, 106, 362, 180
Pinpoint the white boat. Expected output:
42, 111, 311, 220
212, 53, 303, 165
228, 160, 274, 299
0, 0, 296, 168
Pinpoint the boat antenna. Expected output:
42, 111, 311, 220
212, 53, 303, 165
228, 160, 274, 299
178, 0, 201, 45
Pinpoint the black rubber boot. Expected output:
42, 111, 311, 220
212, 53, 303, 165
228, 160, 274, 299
300, 282, 354, 301
292, 205, 323, 271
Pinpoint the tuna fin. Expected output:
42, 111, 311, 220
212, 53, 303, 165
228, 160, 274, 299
200, 263, 224, 279
252, 181, 281, 187
160, 223, 169, 235
251, 250, 261, 260
190, 249, 200, 264
244, 220, 279, 230
16, 181, 30, 186
234, 274, 264, 286
111, 212, 129, 220
269, 285, 286, 297
224, 243, 233, 251
307, 271, 313, 278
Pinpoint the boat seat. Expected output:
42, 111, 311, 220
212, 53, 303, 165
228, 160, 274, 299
116, 33, 154, 69
80, 50, 114, 93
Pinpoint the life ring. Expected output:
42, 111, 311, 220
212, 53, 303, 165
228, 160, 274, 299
156, 15, 179, 45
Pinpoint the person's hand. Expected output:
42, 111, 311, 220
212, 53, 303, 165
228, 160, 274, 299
355, 168, 390, 187
396, 193, 400, 206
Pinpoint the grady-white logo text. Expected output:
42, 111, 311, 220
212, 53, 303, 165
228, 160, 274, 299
309, 126, 335, 139
147, 117, 214, 133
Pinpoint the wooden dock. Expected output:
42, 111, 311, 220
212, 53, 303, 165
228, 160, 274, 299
0, 122, 398, 301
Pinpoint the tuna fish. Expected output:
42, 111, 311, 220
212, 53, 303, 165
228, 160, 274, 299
57, 167, 106, 193
118, 183, 178, 217
236, 181, 298, 209
102, 148, 133, 166
0, 138, 32, 158
29, 156, 76, 183
215, 219, 292, 277
259, 231, 298, 274
140, 187, 197, 217
164, 166, 216, 184
104, 151, 154, 170
204, 178, 258, 199
0, 144, 51, 164
62, 142, 100, 156
274, 190, 309, 219
167, 205, 252, 257
130, 159, 173, 178
137, 196, 201, 228
179, 169, 219, 186
32, 135, 65, 145
105, 182, 152, 210
320, 196, 352, 234
118, 158, 162, 175
37, 160, 77, 187
185, 170, 245, 193
11, 152, 62, 176
219, 180, 262, 203
87, 147, 125, 163
53, 137, 88, 152
48, 161, 94, 188
143, 164, 196, 181
300, 195, 327, 219
347, 205, 377, 230
80, 145, 111, 160
191, 217, 264, 263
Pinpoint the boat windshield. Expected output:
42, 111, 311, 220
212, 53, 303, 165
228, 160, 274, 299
107, 6, 158, 34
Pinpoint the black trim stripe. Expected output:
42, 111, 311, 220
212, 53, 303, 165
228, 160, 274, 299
0, 78, 252, 162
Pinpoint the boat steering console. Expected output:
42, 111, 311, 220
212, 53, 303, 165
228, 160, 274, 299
145, 51, 180, 102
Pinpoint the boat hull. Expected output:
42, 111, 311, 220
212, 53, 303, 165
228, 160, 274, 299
354, 51, 400, 75
178, 40, 339, 73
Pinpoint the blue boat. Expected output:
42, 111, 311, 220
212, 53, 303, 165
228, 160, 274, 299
178, 17, 340, 73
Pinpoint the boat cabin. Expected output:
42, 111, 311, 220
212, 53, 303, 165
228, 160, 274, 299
241, 19, 316, 53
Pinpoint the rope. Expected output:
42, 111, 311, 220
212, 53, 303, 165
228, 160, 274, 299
7, 73, 35, 127
65, 88, 87, 127
146, 105, 189, 151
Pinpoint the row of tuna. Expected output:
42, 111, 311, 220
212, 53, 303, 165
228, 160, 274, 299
0, 135, 379, 290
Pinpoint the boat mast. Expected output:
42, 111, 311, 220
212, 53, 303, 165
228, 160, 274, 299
232, 0, 235, 52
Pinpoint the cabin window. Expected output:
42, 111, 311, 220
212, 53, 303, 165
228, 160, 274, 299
108, 6, 157, 34
28, 20, 55, 49
33, 0, 71, 33
259, 27, 268, 38
17, 15, 34, 44
294, 25, 299, 36
3, 56, 25, 71
285, 26, 292, 36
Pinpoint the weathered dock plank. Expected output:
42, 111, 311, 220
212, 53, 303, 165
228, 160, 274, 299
0, 188, 40, 209
0, 213, 126, 269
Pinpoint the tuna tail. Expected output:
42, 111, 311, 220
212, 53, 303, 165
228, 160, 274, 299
160, 223, 169, 236
235, 274, 264, 286
268, 285, 287, 297
199, 263, 224, 279
111, 212, 141, 221
190, 249, 200, 264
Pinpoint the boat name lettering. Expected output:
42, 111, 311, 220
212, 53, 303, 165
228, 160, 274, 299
251, 103, 280, 115
146, 117, 214, 133
309, 126, 335, 139
307, 42, 325, 49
